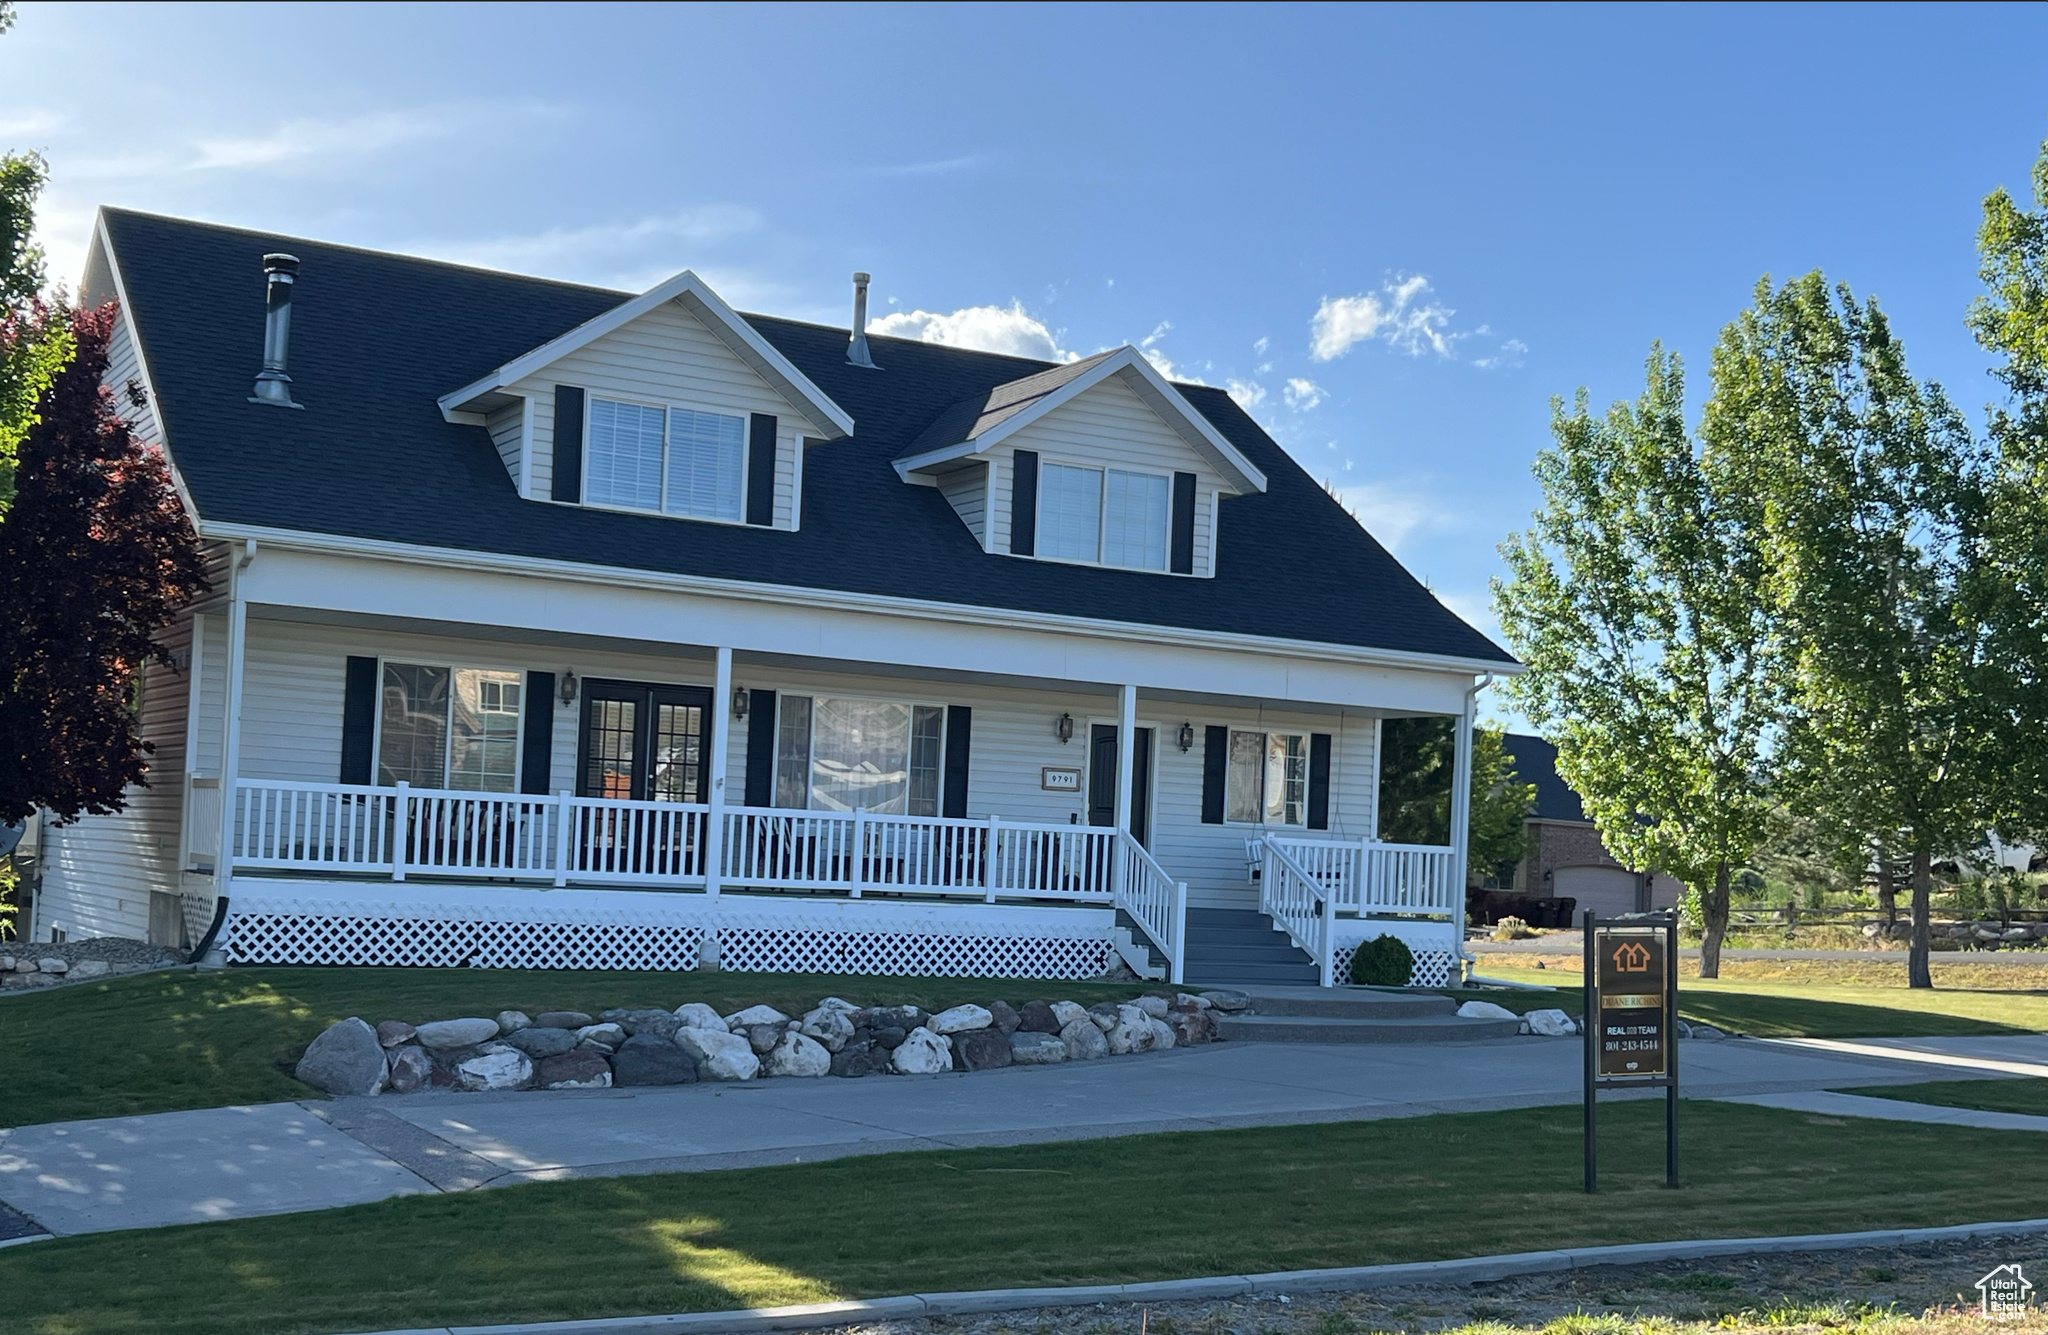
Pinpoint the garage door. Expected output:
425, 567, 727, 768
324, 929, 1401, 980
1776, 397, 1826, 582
1554, 866, 1640, 920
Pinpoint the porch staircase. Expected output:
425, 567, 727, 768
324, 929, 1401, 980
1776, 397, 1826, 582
1181, 907, 1321, 986
1214, 986, 1523, 1043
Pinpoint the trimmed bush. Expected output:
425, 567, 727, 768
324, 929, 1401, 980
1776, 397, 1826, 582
1348, 933, 1415, 987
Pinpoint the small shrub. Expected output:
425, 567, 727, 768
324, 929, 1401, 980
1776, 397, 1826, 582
1349, 933, 1415, 987
1491, 915, 1534, 942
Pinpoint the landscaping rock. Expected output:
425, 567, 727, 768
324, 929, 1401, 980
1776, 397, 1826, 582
376, 1020, 418, 1049
386, 1045, 431, 1093
535, 1010, 593, 1030
71, 960, 111, 979
929, 1003, 992, 1034
12, 957, 36, 972
1456, 1000, 1519, 1021
814, 995, 860, 1014
607, 1009, 685, 1040
1523, 1008, 1575, 1037
37, 957, 67, 975
799, 1006, 855, 1052
1008, 1030, 1067, 1064
1049, 1000, 1090, 1028
1199, 989, 1251, 1012
296, 1017, 388, 1096
891, 1026, 953, 1074
1087, 1002, 1122, 1031
765, 1030, 831, 1078
1690, 1024, 1728, 1041
1132, 994, 1169, 1018
611, 1033, 699, 1085
504, 1026, 579, 1059
1175, 992, 1212, 1009
1102, 1005, 1155, 1054
535, 1050, 612, 1089
741, 1023, 785, 1055
1142, 1014, 1177, 1050
415, 1018, 502, 1049
952, 1026, 1014, 1072
868, 1005, 924, 1031
495, 1010, 533, 1034
1016, 1000, 1062, 1034
724, 1004, 789, 1028
672, 1003, 727, 1032
676, 1026, 760, 1081
575, 1023, 626, 1050
830, 1043, 888, 1078
1059, 1017, 1109, 1061
870, 1025, 908, 1050
456, 1049, 533, 1091
988, 999, 1022, 1033
1164, 1005, 1216, 1045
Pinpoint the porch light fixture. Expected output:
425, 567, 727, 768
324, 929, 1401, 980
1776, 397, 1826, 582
732, 684, 750, 720
559, 670, 578, 706
1055, 712, 1074, 744
1177, 722, 1194, 752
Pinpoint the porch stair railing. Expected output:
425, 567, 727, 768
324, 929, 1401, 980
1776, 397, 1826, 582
1259, 836, 1335, 986
1113, 830, 1187, 985
1258, 834, 1462, 986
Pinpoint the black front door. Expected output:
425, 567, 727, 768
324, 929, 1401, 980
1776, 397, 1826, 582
1087, 724, 1153, 846
578, 679, 712, 802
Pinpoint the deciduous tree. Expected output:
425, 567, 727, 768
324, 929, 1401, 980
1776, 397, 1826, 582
1377, 717, 1535, 883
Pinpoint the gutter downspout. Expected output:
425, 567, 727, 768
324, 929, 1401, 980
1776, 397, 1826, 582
1451, 671, 1496, 986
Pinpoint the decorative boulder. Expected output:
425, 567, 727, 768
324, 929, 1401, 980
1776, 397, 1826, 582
1059, 1018, 1109, 1061
296, 1017, 388, 1096
1049, 1000, 1090, 1028
988, 1000, 1022, 1033
612, 1033, 699, 1086
869, 1026, 909, 1050
724, 1004, 790, 1029
1087, 1002, 1122, 1031
1199, 990, 1252, 1012
929, 1003, 993, 1034
415, 1017, 502, 1049
1164, 1006, 1216, 1045
676, 1026, 760, 1081
376, 1020, 418, 1049
386, 1045, 431, 1093
1142, 1015, 1177, 1049
535, 1010, 593, 1030
1456, 1000, 1519, 1021
891, 1026, 953, 1074
800, 1007, 856, 1052
495, 1010, 534, 1034
1689, 1024, 1728, 1041
814, 995, 860, 1014
952, 1027, 1014, 1072
1175, 993, 1212, 1010
1016, 1000, 1062, 1034
1009, 1030, 1067, 1064
504, 1027, 580, 1059
576, 1023, 626, 1050
606, 1009, 684, 1040
1523, 1008, 1576, 1037
72, 960, 111, 979
830, 1043, 888, 1078
37, 957, 67, 975
1103, 1005, 1159, 1055
742, 1023, 785, 1055
1132, 995, 1170, 1018
765, 1030, 832, 1078
868, 1005, 925, 1031
535, 1050, 613, 1089
456, 1049, 533, 1091
673, 1003, 728, 1032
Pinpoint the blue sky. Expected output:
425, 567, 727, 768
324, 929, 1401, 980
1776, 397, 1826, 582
4, 3, 2045, 722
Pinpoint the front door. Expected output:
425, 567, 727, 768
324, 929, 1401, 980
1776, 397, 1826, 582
577, 679, 712, 802
1087, 724, 1153, 846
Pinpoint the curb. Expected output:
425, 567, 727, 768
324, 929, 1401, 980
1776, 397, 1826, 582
333, 1215, 2048, 1335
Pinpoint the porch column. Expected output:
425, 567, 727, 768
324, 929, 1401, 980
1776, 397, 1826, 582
1447, 692, 1476, 898
214, 543, 253, 888
1114, 684, 1137, 832
706, 646, 732, 898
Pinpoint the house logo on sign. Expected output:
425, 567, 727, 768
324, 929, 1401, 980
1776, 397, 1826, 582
1610, 941, 1652, 973
1978, 1264, 2033, 1320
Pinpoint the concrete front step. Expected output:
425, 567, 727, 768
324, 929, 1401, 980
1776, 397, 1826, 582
1228, 988, 1458, 1020
1185, 963, 1322, 986
1217, 1012, 1523, 1043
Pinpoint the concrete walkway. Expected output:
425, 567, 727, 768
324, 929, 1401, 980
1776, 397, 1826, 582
3, 1033, 2043, 1238
1468, 936, 2048, 964
1721, 1089, 2048, 1132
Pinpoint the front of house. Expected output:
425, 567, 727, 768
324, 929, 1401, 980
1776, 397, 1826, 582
29, 209, 1517, 986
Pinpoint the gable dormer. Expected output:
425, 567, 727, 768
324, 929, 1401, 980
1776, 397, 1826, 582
894, 346, 1265, 577
439, 272, 852, 532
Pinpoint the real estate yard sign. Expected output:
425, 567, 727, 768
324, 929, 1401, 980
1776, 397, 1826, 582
1582, 912, 1679, 1193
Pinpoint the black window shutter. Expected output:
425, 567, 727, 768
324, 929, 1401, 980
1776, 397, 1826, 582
1307, 732, 1333, 830
552, 385, 584, 503
1201, 725, 1228, 824
340, 656, 378, 784
1009, 450, 1038, 556
746, 414, 777, 526
744, 690, 779, 807
943, 706, 972, 818
1170, 472, 1197, 574
519, 672, 555, 795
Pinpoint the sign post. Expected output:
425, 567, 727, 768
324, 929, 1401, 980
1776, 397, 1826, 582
1582, 910, 1679, 1193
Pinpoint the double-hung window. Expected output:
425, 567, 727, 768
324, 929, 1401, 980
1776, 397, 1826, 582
378, 662, 524, 792
1225, 729, 1307, 825
585, 396, 745, 522
1037, 462, 1171, 571
773, 694, 947, 816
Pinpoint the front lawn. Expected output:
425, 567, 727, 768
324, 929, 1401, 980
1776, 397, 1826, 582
0, 1100, 2041, 1335
1849, 1076, 2048, 1117
0, 967, 1148, 1128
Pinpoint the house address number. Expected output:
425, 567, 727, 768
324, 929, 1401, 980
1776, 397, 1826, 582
1041, 766, 1082, 792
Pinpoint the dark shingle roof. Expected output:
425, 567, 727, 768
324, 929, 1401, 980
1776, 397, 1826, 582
898, 349, 1116, 460
103, 208, 1514, 665
1500, 734, 1586, 823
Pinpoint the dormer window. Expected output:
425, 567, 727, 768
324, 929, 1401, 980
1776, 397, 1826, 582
1039, 463, 1171, 571
585, 396, 746, 522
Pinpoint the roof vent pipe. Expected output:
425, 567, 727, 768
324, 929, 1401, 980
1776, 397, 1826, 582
250, 253, 303, 407
846, 271, 878, 369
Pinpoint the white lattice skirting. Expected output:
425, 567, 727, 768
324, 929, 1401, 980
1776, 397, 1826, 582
1331, 920, 1462, 989
221, 881, 1118, 979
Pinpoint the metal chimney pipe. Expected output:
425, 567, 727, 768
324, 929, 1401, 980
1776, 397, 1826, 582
251, 253, 302, 406
846, 271, 877, 369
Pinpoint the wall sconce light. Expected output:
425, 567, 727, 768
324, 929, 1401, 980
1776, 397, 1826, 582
559, 670, 579, 706
1055, 712, 1074, 744
1177, 722, 1194, 752
732, 684, 751, 720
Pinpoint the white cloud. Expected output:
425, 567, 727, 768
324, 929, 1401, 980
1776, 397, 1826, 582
868, 301, 1079, 362
1309, 274, 1460, 361
418, 206, 762, 278
871, 153, 987, 177
1328, 481, 1458, 556
1473, 338, 1529, 371
1252, 336, 1269, 357
1283, 377, 1324, 411
1136, 320, 1209, 384
1226, 378, 1265, 409
0, 108, 64, 139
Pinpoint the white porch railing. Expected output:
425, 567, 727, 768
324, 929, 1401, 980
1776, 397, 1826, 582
1260, 837, 1335, 986
1259, 834, 1460, 986
1116, 830, 1187, 984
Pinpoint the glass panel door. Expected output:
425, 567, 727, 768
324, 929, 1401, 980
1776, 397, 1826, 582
578, 681, 711, 802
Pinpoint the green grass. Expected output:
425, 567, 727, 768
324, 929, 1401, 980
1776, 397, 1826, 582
0, 1099, 2041, 1335
1849, 1076, 2048, 1116
0, 967, 1148, 1128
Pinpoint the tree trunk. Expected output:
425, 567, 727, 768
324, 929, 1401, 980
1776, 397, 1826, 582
1699, 859, 1731, 980
1908, 848, 1933, 990
1875, 853, 1896, 929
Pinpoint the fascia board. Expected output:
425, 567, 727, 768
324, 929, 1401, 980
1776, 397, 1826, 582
196, 518, 1524, 679
97, 210, 206, 534
1111, 356, 1268, 494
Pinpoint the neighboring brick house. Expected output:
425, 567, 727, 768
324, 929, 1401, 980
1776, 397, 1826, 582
1500, 734, 1683, 920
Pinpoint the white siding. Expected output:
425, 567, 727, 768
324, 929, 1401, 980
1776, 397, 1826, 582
986, 376, 1225, 575
936, 462, 988, 547
515, 300, 817, 529
103, 311, 163, 451
485, 400, 525, 489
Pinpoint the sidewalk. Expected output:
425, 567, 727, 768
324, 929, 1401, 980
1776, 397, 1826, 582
6, 1033, 2043, 1238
